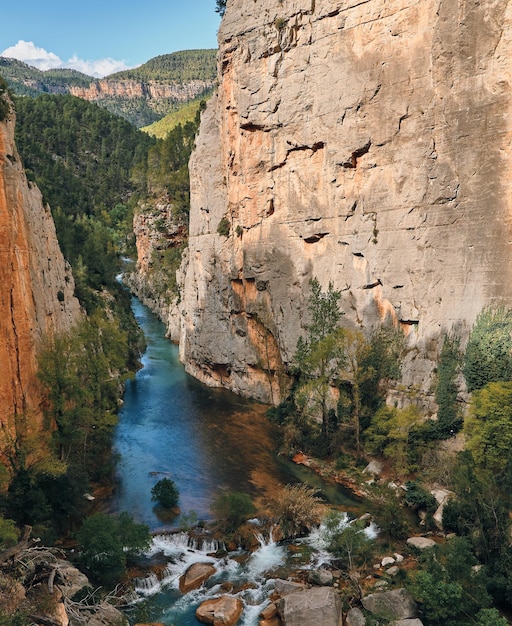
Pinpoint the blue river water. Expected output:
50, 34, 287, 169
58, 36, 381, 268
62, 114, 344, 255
112, 296, 363, 624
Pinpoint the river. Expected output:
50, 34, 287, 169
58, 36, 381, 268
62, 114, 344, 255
113, 296, 363, 624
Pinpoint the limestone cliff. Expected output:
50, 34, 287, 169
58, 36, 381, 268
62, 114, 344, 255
178, 0, 512, 404
0, 100, 80, 446
69, 78, 214, 103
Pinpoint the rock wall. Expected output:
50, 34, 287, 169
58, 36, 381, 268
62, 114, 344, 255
0, 102, 80, 446
179, 0, 512, 404
69, 78, 214, 103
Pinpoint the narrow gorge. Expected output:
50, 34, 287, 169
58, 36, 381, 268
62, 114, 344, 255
130, 0, 512, 406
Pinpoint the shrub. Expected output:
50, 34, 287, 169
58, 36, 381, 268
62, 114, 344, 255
268, 484, 323, 538
323, 511, 374, 570
212, 491, 255, 530
217, 216, 230, 237
151, 478, 179, 509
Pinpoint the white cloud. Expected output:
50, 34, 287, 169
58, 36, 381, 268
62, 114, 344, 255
0, 40, 132, 78
1, 40, 61, 71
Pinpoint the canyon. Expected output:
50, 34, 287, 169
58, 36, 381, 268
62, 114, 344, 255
165, 0, 512, 404
0, 99, 80, 450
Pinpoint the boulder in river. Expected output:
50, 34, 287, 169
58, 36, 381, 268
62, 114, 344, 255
195, 595, 243, 625
179, 562, 216, 593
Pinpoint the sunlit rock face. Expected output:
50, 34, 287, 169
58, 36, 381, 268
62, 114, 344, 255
0, 102, 80, 446
180, 0, 512, 404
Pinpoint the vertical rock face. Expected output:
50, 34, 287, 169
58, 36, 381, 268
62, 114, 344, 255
0, 103, 80, 444
180, 0, 512, 403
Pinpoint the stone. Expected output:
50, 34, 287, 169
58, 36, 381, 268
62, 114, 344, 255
169, 0, 512, 408
394, 554, 404, 563
0, 99, 80, 449
386, 566, 400, 576
346, 607, 366, 626
260, 602, 278, 619
390, 620, 425, 626
362, 588, 417, 621
381, 556, 396, 567
364, 461, 384, 476
407, 537, 437, 550
430, 489, 456, 531
273, 579, 306, 596
54, 562, 90, 599
259, 619, 282, 626
277, 586, 342, 626
195, 596, 243, 626
308, 568, 334, 586
179, 562, 216, 593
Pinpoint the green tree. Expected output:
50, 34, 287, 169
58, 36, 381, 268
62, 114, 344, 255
293, 278, 346, 448
76, 512, 150, 586
408, 537, 492, 625
151, 478, 179, 509
463, 305, 512, 392
322, 511, 374, 570
215, 0, 227, 16
363, 405, 423, 475
435, 335, 462, 436
465, 381, 512, 475
0, 76, 12, 122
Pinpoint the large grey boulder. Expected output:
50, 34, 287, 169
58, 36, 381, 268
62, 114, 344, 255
390, 620, 425, 626
407, 536, 436, 550
277, 586, 342, 626
362, 588, 417, 621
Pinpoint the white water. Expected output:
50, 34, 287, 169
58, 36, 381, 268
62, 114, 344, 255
131, 519, 377, 625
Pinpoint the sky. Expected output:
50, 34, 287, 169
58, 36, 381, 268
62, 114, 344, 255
0, 0, 221, 77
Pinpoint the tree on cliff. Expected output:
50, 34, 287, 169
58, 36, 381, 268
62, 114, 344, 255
215, 0, 226, 17
293, 278, 346, 452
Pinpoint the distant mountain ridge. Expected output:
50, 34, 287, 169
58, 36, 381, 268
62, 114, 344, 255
0, 49, 217, 127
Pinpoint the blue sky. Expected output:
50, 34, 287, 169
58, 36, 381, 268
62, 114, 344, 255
1, 0, 221, 77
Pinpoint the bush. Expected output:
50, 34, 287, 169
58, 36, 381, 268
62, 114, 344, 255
268, 484, 323, 539
212, 491, 255, 530
0, 517, 19, 550
217, 216, 230, 237
323, 511, 374, 570
151, 478, 179, 509
76, 512, 151, 586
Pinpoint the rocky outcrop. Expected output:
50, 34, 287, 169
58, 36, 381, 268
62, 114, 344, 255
125, 200, 187, 341
69, 78, 214, 103
0, 100, 80, 451
362, 588, 418, 621
276, 586, 342, 626
179, 0, 512, 403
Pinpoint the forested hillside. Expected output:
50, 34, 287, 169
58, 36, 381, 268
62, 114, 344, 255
1, 49, 216, 127
0, 57, 91, 96
109, 49, 217, 82
15, 94, 155, 305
